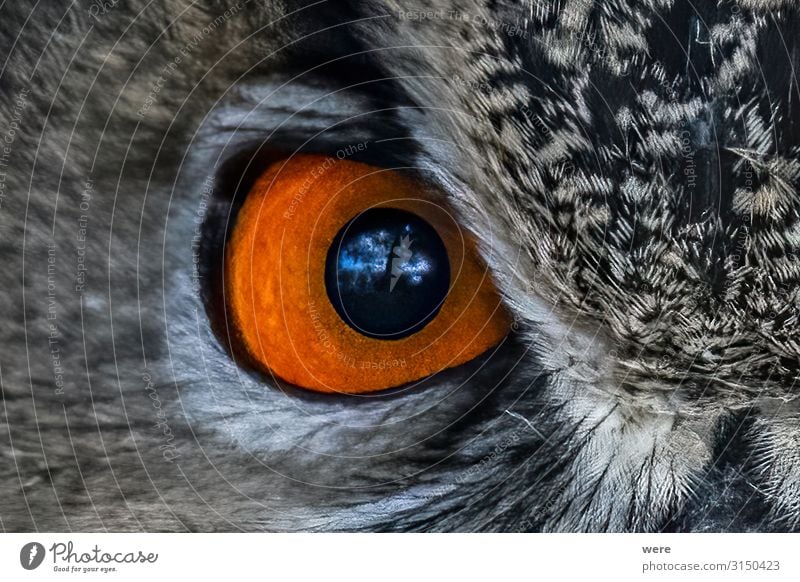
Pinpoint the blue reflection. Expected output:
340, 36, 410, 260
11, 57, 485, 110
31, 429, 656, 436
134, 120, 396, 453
325, 208, 450, 339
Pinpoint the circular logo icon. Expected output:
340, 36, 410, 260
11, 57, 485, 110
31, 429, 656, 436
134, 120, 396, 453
20, 542, 46, 570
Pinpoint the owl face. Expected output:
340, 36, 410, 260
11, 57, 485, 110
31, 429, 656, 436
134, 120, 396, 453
1, 0, 799, 532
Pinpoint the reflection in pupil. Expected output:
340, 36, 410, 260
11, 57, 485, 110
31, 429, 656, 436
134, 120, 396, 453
324, 208, 451, 340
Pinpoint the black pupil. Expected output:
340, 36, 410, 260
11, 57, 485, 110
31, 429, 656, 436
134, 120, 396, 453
325, 208, 451, 340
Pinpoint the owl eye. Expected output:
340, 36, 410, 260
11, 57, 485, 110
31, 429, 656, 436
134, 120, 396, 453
224, 154, 511, 393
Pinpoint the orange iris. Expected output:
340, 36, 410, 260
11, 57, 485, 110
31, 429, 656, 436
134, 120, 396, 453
224, 154, 510, 393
